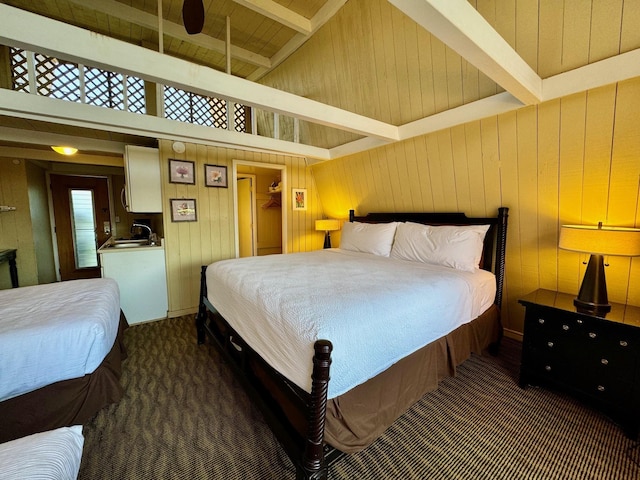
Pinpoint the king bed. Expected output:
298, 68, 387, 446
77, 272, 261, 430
0, 277, 128, 443
196, 208, 508, 479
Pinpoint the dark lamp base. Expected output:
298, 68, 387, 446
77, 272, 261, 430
574, 253, 610, 316
323, 232, 332, 249
574, 298, 611, 315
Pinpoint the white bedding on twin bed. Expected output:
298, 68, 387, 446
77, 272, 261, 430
0, 425, 84, 480
206, 248, 496, 399
0, 278, 121, 402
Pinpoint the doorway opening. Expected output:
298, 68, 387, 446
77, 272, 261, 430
233, 160, 287, 257
49, 174, 111, 281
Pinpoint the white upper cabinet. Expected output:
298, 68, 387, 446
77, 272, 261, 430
123, 145, 162, 213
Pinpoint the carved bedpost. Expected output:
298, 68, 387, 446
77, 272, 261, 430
299, 340, 332, 480
494, 207, 509, 308
196, 265, 208, 344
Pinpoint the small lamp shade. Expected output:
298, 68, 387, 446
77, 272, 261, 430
559, 223, 640, 315
315, 219, 341, 249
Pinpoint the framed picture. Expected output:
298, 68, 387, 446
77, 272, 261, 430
170, 198, 197, 222
169, 159, 195, 184
204, 164, 228, 188
292, 188, 307, 211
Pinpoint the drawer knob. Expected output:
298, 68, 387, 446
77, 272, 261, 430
538, 318, 545, 325
562, 324, 569, 331
589, 332, 597, 339
601, 358, 609, 365
620, 340, 628, 347
547, 341, 554, 348
545, 365, 552, 371
577, 319, 583, 324
597, 385, 605, 392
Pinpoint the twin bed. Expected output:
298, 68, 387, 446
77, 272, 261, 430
0, 277, 128, 447
197, 208, 508, 479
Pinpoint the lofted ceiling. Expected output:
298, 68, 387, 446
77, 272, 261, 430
0, 0, 639, 163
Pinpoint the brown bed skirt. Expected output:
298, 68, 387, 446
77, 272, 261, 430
324, 305, 501, 453
0, 312, 129, 444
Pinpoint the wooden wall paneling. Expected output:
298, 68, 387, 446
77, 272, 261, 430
479, 117, 502, 211
589, 0, 624, 62
384, 144, 406, 210
435, 130, 457, 209
474, 0, 500, 97
382, 3, 402, 125
425, 133, 446, 210
430, 39, 450, 114
495, 0, 516, 50
403, 139, 426, 210
621, 0, 640, 52
451, 124, 472, 214
561, 0, 592, 73
417, 29, 437, 117
413, 136, 435, 212
538, 0, 565, 78
368, 0, 392, 124
445, 48, 464, 110
515, 0, 538, 72
608, 80, 640, 304
556, 93, 588, 296
395, 11, 420, 122
515, 106, 540, 300
497, 110, 522, 332
536, 99, 561, 292
464, 122, 488, 216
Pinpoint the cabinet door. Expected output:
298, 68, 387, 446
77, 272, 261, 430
124, 146, 162, 213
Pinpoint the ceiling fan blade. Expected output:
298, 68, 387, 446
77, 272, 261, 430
183, 0, 205, 35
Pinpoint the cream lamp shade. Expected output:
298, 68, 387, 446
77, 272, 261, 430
315, 219, 341, 249
51, 146, 78, 155
558, 223, 640, 315
559, 224, 640, 256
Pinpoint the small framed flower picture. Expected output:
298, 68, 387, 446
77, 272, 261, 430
169, 159, 195, 184
170, 198, 197, 222
292, 188, 307, 211
204, 164, 228, 188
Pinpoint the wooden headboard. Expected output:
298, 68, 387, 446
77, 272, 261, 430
349, 208, 509, 307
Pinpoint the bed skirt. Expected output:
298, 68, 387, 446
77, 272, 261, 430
324, 305, 501, 453
0, 312, 129, 444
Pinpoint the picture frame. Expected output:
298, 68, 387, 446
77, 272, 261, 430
169, 159, 195, 184
292, 188, 307, 211
170, 198, 197, 222
204, 164, 228, 188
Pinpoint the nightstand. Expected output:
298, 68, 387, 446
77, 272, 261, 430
519, 289, 640, 439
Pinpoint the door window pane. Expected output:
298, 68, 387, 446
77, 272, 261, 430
70, 189, 98, 268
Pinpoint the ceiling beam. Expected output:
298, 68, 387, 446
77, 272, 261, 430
0, 89, 330, 160
0, 146, 124, 167
0, 5, 398, 143
0, 126, 126, 154
233, 0, 311, 35
67, 0, 271, 69
389, 0, 542, 105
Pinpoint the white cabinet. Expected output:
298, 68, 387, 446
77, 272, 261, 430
123, 145, 162, 213
100, 246, 168, 324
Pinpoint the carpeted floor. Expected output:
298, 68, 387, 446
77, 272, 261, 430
79, 316, 640, 479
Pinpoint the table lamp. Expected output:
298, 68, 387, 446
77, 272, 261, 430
315, 219, 341, 249
559, 222, 640, 315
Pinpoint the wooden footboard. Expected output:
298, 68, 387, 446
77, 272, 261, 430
196, 207, 508, 479
196, 267, 341, 479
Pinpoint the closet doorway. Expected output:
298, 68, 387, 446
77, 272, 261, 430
233, 160, 287, 257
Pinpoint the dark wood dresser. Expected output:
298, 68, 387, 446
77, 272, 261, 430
519, 289, 640, 439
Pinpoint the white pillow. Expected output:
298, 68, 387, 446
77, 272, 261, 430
340, 221, 399, 257
390, 222, 490, 272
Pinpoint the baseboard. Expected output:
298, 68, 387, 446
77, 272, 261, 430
503, 328, 523, 342
168, 307, 198, 318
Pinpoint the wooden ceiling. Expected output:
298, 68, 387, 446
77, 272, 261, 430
0, 0, 639, 162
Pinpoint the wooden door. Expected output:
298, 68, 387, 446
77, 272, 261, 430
237, 177, 255, 257
50, 174, 111, 280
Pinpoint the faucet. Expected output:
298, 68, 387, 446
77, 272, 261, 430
131, 223, 154, 245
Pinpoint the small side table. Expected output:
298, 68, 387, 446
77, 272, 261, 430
0, 249, 18, 288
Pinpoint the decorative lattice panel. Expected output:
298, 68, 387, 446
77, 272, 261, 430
85, 67, 124, 109
33, 53, 81, 102
127, 76, 146, 114
9, 48, 29, 92
234, 103, 246, 132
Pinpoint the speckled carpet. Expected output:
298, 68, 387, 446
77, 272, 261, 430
78, 316, 640, 479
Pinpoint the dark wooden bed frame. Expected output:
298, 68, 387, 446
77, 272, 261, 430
196, 207, 509, 479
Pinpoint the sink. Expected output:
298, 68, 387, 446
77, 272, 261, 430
111, 242, 147, 248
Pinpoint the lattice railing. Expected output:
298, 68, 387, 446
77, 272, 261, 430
8, 46, 248, 133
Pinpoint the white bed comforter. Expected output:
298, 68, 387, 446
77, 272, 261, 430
0, 278, 121, 402
206, 249, 496, 399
